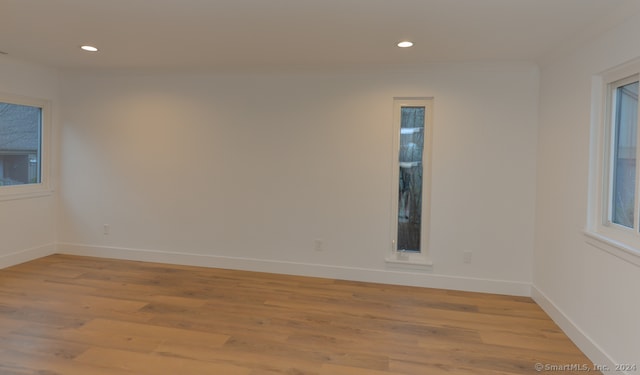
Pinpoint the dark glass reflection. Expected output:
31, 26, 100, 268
398, 107, 424, 251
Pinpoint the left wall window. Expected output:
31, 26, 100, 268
0, 93, 50, 197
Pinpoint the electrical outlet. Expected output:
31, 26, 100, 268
103, 224, 110, 235
463, 250, 472, 264
313, 239, 324, 252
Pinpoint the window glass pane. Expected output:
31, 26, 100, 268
0, 102, 42, 186
398, 107, 424, 251
611, 81, 639, 228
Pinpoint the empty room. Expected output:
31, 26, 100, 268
0, 0, 639, 374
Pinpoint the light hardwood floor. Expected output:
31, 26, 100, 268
0, 254, 594, 374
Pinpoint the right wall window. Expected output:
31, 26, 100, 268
586, 60, 640, 266
591, 62, 640, 259
609, 78, 639, 229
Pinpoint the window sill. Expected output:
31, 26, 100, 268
385, 252, 433, 271
0, 185, 54, 202
583, 230, 640, 267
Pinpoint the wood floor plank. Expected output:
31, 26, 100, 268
0, 254, 596, 374
156, 341, 324, 374
389, 358, 524, 375
14, 321, 164, 353
0, 348, 138, 375
480, 330, 581, 353
80, 318, 230, 347
320, 363, 403, 375
75, 347, 252, 375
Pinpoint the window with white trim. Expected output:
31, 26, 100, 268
588, 60, 640, 264
0, 93, 51, 199
387, 98, 433, 266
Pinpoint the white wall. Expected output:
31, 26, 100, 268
534, 12, 640, 368
0, 57, 59, 267
58, 63, 539, 295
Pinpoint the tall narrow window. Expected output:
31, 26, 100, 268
398, 107, 425, 251
391, 98, 432, 260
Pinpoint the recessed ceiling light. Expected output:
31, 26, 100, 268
397, 41, 414, 48
80, 45, 99, 52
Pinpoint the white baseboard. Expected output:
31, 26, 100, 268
531, 285, 625, 374
0, 243, 57, 269
57, 242, 531, 296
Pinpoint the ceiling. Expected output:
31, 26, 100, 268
0, 0, 638, 71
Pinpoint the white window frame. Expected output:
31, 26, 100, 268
586, 59, 640, 267
0, 92, 52, 201
386, 97, 433, 268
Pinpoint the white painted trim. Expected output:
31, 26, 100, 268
583, 230, 640, 267
57, 242, 531, 296
384, 256, 433, 268
0, 189, 54, 202
531, 285, 629, 374
384, 251, 433, 270
0, 243, 56, 269
390, 97, 434, 258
